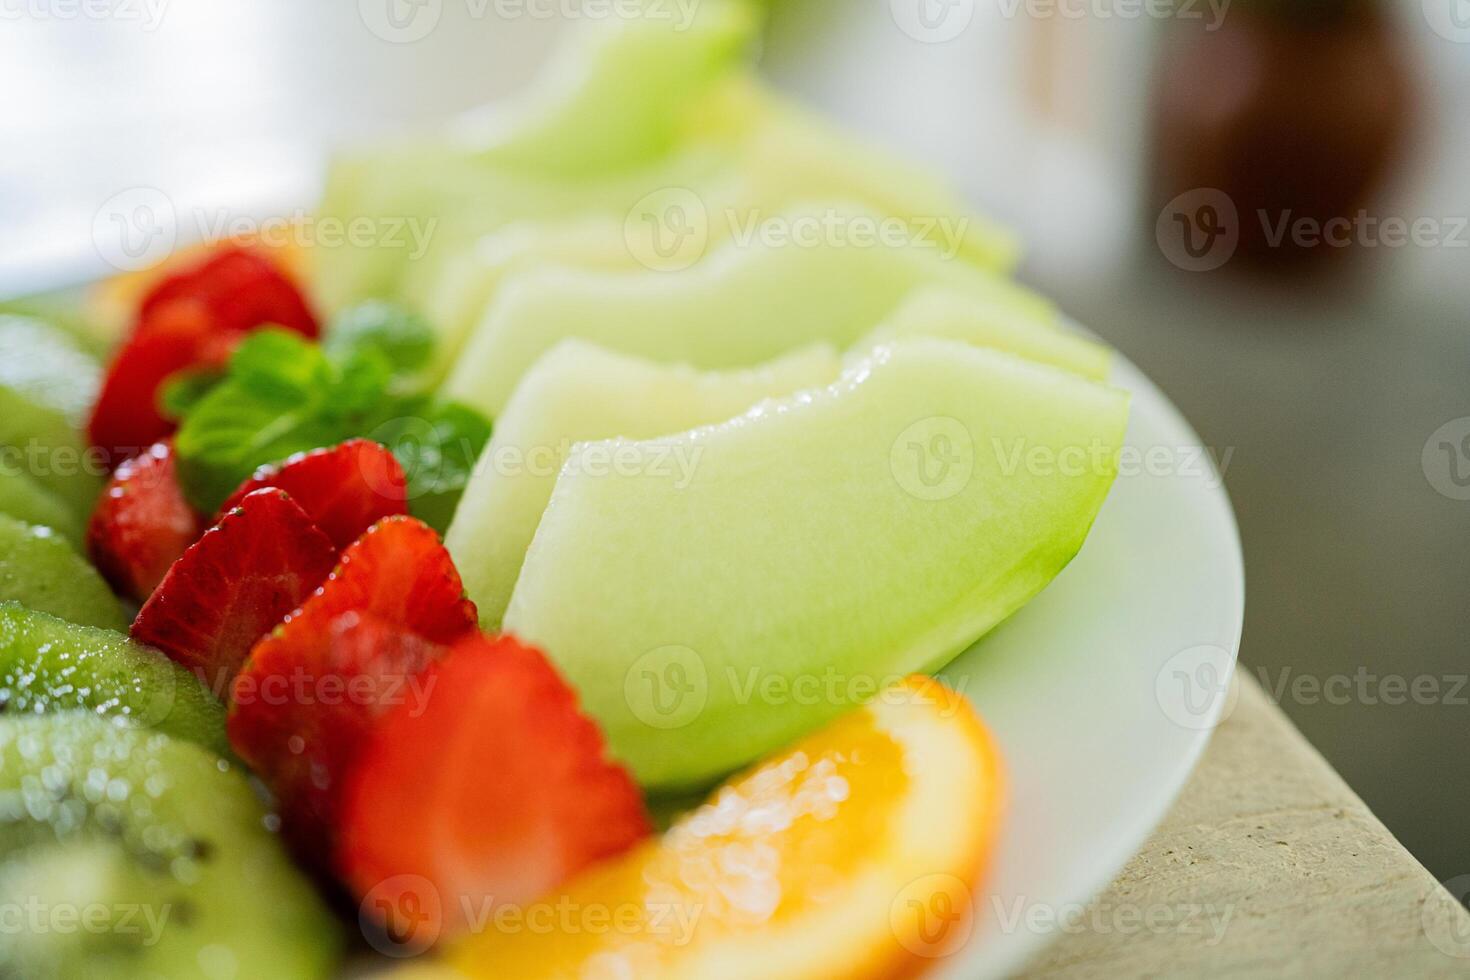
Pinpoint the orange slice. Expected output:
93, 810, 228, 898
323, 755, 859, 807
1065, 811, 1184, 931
437, 675, 1004, 979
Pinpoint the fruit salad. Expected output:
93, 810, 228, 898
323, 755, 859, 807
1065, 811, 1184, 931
0, 3, 1129, 977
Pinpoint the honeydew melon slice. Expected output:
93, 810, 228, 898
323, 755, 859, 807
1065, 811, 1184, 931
503, 338, 1130, 791
314, 1, 754, 310
407, 90, 1019, 380
855, 286, 1112, 381
442, 201, 1052, 419
321, 12, 1013, 313
446, 340, 842, 629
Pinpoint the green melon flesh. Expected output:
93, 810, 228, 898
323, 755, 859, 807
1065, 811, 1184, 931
503, 339, 1130, 791
442, 201, 1051, 418
0, 603, 227, 755
0, 517, 128, 631
446, 341, 841, 628
0, 714, 339, 980
0, 468, 83, 547
855, 286, 1112, 381
314, 1, 754, 310
319, 6, 1012, 314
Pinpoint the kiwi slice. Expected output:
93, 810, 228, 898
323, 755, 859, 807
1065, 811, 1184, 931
0, 713, 341, 979
0, 314, 103, 430
0, 468, 84, 547
0, 385, 104, 525
0, 603, 226, 755
0, 515, 128, 630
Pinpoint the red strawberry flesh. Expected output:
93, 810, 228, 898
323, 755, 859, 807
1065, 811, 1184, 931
337, 633, 652, 942
131, 488, 337, 695
217, 440, 408, 550
87, 440, 203, 602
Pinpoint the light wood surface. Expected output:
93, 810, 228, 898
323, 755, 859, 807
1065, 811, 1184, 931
1015, 672, 1470, 977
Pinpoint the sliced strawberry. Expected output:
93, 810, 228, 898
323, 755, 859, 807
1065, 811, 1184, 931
261, 516, 478, 646
132, 488, 337, 695
87, 303, 238, 463
86, 441, 203, 602
228, 612, 449, 857
89, 244, 319, 465
217, 440, 408, 550
228, 514, 475, 858
139, 245, 318, 338
338, 633, 652, 940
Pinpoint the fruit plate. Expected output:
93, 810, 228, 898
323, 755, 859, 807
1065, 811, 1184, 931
931, 330, 1243, 978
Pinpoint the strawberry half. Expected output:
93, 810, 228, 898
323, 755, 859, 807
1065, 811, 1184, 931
228, 612, 449, 858
89, 244, 319, 464
217, 440, 408, 550
139, 245, 318, 338
87, 441, 203, 602
337, 633, 652, 942
132, 488, 337, 695
88, 302, 238, 463
228, 515, 477, 850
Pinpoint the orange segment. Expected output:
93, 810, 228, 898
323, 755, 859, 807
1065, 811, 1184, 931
441, 675, 1005, 979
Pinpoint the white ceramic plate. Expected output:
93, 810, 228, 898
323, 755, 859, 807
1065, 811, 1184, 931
930, 341, 1244, 978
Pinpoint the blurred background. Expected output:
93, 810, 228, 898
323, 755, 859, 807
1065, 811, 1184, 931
2, 0, 1466, 884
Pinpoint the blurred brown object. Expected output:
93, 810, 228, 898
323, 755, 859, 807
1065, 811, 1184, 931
1151, 0, 1416, 271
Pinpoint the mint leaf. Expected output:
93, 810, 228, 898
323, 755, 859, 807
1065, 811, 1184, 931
324, 301, 434, 377
174, 330, 394, 511
171, 326, 492, 525
367, 400, 492, 533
